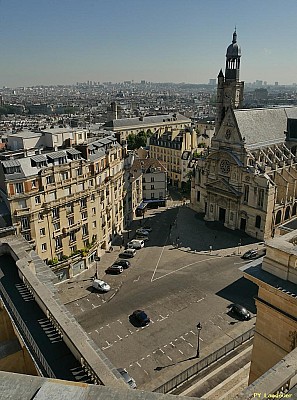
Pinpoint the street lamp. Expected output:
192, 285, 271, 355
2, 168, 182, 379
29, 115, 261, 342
196, 322, 202, 358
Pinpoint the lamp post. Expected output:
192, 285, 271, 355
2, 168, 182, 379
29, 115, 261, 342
196, 322, 202, 358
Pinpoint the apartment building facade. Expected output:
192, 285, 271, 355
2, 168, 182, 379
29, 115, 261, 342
0, 136, 124, 280
149, 128, 198, 188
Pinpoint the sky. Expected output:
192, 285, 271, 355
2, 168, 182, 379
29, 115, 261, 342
0, 0, 296, 87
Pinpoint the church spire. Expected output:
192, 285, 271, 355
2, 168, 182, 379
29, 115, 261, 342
225, 29, 241, 81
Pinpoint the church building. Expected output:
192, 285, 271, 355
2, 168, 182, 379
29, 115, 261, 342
191, 30, 297, 240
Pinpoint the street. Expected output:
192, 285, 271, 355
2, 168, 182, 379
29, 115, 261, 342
63, 205, 259, 389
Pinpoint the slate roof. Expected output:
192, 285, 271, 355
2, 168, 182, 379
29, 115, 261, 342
132, 158, 167, 173
234, 107, 297, 148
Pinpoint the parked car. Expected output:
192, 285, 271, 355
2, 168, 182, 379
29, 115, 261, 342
92, 279, 110, 292
106, 265, 123, 274
127, 239, 144, 249
114, 259, 131, 269
136, 234, 149, 241
131, 309, 150, 326
117, 368, 137, 389
119, 249, 136, 258
230, 304, 251, 320
136, 228, 150, 236
241, 249, 258, 259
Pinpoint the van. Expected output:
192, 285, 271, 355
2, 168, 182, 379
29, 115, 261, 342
92, 279, 110, 292
119, 248, 136, 258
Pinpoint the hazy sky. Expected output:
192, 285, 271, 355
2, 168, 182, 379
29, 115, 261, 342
1, 0, 296, 87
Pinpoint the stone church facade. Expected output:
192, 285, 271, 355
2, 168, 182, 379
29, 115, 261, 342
191, 31, 297, 240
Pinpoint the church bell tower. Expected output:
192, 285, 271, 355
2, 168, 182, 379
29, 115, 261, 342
215, 29, 244, 133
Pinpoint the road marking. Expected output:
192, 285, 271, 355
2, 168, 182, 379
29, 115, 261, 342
141, 357, 145, 360
196, 297, 205, 303
133, 276, 140, 282
117, 320, 122, 324
100, 326, 104, 330
106, 324, 110, 328
86, 298, 90, 302
105, 340, 110, 346
88, 332, 92, 335
117, 335, 122, 340
102, 345, 112, 350
125, 334, 129, 337
143, 369, 149, 375
179, 349, 184, 354
170, 342, 175, 347
147, 354, 151, 357
180, 336, 185, 341
151, 256, 221, 281
188, 342, 194, 348
92, 304, 96, 308
159, 349, 164, 354
95, 329, 98, 334
217, 326, 223, 330
129, 364, 133, 367
163, 344, 167, 348
80, 308, 84, 312
184, 332, 188, 336
167, 355, 173, 361
136, 362, 141, 367
114, 340, 117, 343
151, 244, 167, 282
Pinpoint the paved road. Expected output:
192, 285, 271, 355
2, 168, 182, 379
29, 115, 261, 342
63, 206, 259, 389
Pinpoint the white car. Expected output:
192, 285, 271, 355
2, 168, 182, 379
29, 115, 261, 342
127, 239, 145, 249
92, 279, 110, 292
136, 228, 150, 236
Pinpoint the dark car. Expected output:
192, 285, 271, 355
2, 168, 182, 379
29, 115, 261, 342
114, 259, 131, 269
241, 249, 258, 260
105, 265, 123, 274
230, 304, 251, 320
131, 309, 150, 326
117, 368, 137, 389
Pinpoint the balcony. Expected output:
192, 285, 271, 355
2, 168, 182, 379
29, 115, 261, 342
62, 222, 81, 234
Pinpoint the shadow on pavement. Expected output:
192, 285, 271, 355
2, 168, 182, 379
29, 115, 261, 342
216, 277, 258, 314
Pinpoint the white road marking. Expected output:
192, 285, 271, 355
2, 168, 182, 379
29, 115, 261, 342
100, 326, 103, 330
143, 369, 149, 375
129, 364, 133, 367
88, 332, 92, 335
105, 340, 110, 346
180, 336, 185, 341
117, 335, 122, 340
163, 344, 167, 348
117, 320, 122, 324
141, 357, 145, 360
136, 362, 141, 367
170, 342, 175, 347
196, 297, 205, 303
86, 298, 90, 302
133, 276, 140, 282
102, 345, 112, 350
151, 244, 167, 282
114, 340, 117, 343
188, 342, 194, 348
185, 332, 188, 336
95, 329, 98, 333
190, 330, 196, 335
80, 308, 84, 312
152, 257, 222, 281
92, 304, 96, 308
125, 334, 129, 337
167, 355, 173, 361
160, 349, 164, 354
179, 349, 184, 354
147, 354, 151, 357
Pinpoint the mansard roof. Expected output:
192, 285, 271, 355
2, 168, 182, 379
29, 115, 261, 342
233, 107, 297, 148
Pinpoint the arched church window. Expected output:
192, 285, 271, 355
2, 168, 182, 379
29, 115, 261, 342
284, 206, 291, 220
255, 215, 261, 229
292, 203, 297, 216
275, 210, 282, 225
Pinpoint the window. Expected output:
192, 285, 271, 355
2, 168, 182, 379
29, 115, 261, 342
151, 177, 155, 182
70, 245, 77, 253
52, 208, 59, 219
38, 212, 44, 221
91, 194, 95, 202
151, 185, 155, 190
41, 243, 47, 252
151, 193, 155, 199
23, 233, 31, 241
244, 185, 249, 203
31, 179, 36, 188
53, 222, 60, 231
80, 198, 87, 209
21, 217, 29, 230
255, 216, 261, 229
40, 228, 46, 236
76, 167, 83, 176
82, 224, 88, 236
89, 179, 94, 187
46, 175, 54, 184
55, 236, 62, 250
35, 195, 41, 205
258, 189, 264, 207
69, 232, 76, 243
197, 191, 201, 202
275, 210, 282, 225
61, 171, 68, 181
81, 211, 87, 220
18, 199, 27, 209
68, 217, 74, 226
92, 207, 96, 215
15, 182, 23, 194
92, 221, 97, 228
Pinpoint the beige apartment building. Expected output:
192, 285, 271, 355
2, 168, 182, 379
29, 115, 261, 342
0, 135, 124, 280
149, 127, 198, 188
103, 113, 191, 143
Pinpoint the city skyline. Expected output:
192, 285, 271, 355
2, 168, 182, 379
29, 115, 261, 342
1, 0, 296, 87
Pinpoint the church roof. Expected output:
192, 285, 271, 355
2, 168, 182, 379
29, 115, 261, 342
233, 107, 297, 148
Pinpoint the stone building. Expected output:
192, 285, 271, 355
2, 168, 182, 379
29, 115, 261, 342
0, 135, 124, 280
244, 230, 297, 383
191, 30, 297, 240
149, 127, 198, 188
103, 113, 191, 144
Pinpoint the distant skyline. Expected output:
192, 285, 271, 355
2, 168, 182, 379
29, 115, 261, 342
1, 0, 296, 87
